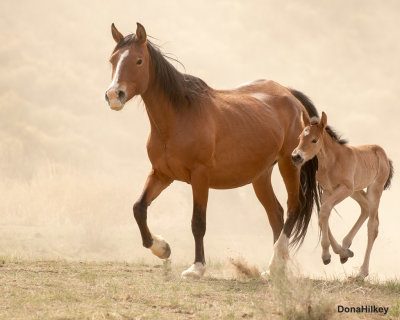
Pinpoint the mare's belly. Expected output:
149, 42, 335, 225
208, 149, 279, 189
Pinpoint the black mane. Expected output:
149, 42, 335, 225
310, 117, 348, 145
325, 126, 348, 144
113, 34, 211, 109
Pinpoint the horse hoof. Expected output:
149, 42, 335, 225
181, 262, 206, 279
348, 273, 367, 281
323, 258, 331, 265
346, 248, 354, 258
150, 235, 171, 259
340, 248, 354, 264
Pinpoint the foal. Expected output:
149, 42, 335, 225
291, 112, 393, 279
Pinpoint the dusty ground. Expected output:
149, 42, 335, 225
0, 257, 399, 320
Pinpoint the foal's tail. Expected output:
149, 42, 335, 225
384, 159, 394, 190
289, 88, 322, 247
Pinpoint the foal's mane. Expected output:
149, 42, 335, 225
310, 117, 348, 145
114, 34, 211, 109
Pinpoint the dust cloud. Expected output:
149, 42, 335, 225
1, 0, 399, 279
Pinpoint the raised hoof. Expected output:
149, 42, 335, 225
340, 248, 354, 264
181, 262, 206, 279
323, 257, 331, 265
346, 249, 354, 258
150, 235, 171, 259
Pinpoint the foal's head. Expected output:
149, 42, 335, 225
105, 23, 150, 111
291, 112, 328, 166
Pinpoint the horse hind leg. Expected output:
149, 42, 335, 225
252, 167, 284, 243
336, 190, 369, 264
357, 184, 382, 279
342, 191, 369, 250
268, 156, 301, 274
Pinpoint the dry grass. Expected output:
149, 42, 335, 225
0, 257, 399, 320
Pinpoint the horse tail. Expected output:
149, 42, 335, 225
289, 88, 322, 247
384, 159, 394, 190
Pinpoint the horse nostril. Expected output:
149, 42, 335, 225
105, 92, 110, 103
117, 89, 126, 102
291, 154, 301, 162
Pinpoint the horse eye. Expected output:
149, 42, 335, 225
136, 59, 143, 65
312, 139, 318, 143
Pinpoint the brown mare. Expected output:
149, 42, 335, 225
105, 23, 321, 278
292, 112, 393, 279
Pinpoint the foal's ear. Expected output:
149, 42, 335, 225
300, 111, 310, 127
111, 23, 124, 43
136, 22, 147, 44
320, 111, 328, 129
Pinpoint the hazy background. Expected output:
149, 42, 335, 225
1, 0, 399, 279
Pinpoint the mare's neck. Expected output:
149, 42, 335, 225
141, 67, 176, 143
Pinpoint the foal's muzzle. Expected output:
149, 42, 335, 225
291, 151, 304, 166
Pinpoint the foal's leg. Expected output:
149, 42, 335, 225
357, 185, 382, 279
335, 191, 369, 264
268, 157, 301, 273
327, 227, 354, 263
341, 191, 369, 251
252, 167, 284, 243
319, 186, 352, 265
133, 170, 173, 259
181, 166, 209, 279
324, 189, 355, 263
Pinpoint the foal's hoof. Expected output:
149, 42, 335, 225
323, 257, 331, 265
340, 249, 354, 264
150, 235, 171, 259
349, 272, 367, 281
340, 257, 348, 264
181, 262, 206, 279
345, 248, 354, 257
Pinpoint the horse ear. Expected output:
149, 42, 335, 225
136, 22, 147, 44
111, 23, 124, 43
301, 111, 310, 127
320, 111, 328, 128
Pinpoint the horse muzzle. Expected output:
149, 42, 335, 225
291, 150, 304, 166
105, 88, 127, 111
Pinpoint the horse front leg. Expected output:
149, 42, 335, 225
181, 166, 209, 279
319, 186, 352, 265
133, 170, 173, 259
327, 226, 354, 263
